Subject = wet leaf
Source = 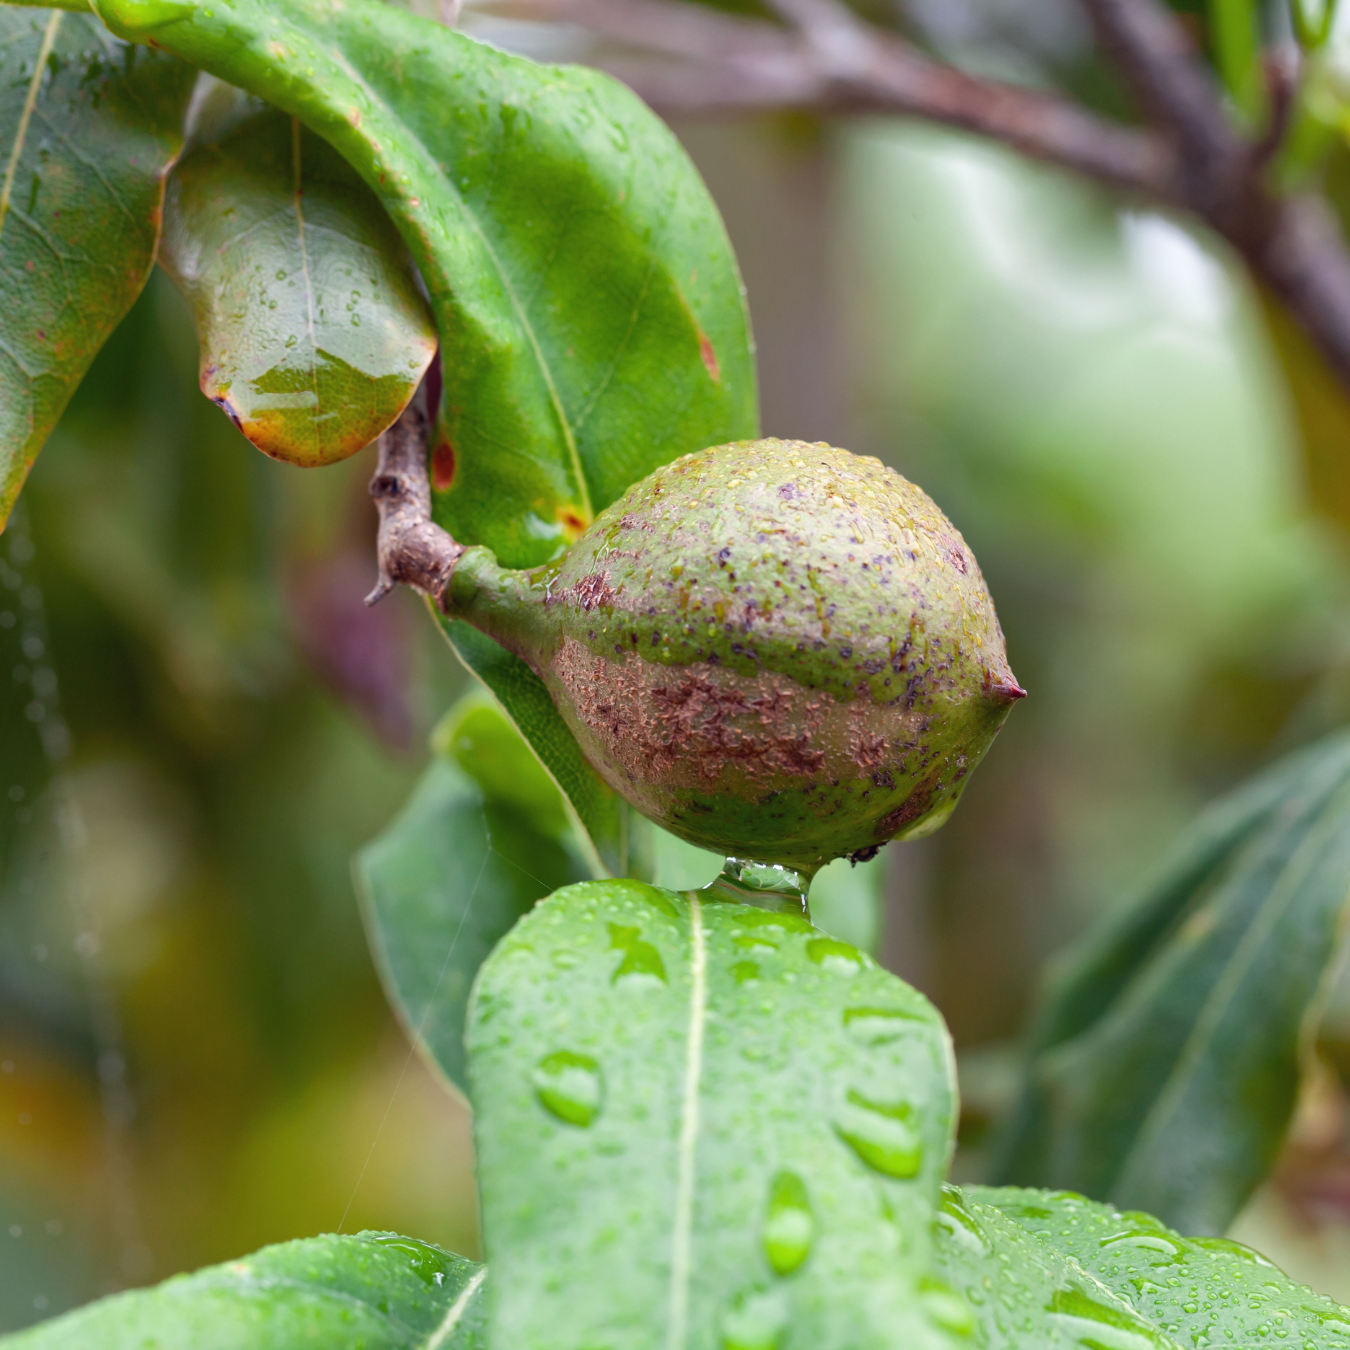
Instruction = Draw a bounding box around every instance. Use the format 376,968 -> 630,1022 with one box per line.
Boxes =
972,1184 -> 1350,1346
466,879 -> 963,1350
1,1231 -> 487,1349
94,0 -> 756,566
0,7 -> 195,527
90,0 -> 756,858
160,78 -> 436,467
356,692 -> 590,1097
997,730 -> 1350,1233
933,1187 -> 1179,1349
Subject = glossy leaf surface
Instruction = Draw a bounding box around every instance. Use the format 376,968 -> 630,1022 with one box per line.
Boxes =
972,1184 -> 1350,1346
2,1232 -> 487,1349
998,730 -> 1350,1233
466,878 -> 963,1350
94,0 -> 757,567
934,1187 -> 1178,1349
0,7 -> 194,527
160,79 -> 436,466
356,692 -> 589,1097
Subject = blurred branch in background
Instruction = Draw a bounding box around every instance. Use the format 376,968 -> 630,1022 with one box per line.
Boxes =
497,0 -> 1350,394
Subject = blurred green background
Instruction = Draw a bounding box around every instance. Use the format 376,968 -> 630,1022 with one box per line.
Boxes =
10,0 -> 1350,1330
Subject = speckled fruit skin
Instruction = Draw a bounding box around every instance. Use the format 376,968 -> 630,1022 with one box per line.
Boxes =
445,438 -> 1023,873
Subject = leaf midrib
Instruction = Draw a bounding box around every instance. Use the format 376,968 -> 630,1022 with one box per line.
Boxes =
317,10 -> 595,521
666,895 -> 707,1350
1116,767 -> 1350,1189
0,10 -> 64,246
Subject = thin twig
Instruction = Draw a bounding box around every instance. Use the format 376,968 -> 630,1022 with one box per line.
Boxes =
489,0 -> 1350,392
366,393 -> 463,609
497,0 -> 1172,197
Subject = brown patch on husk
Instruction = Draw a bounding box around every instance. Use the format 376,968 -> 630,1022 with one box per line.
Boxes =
546,639 -> 923,804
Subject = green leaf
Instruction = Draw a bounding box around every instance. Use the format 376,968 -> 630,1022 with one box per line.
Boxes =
93,0 -> 757,567
356,691 -> 590,1097
970,1184 -> 1350,1346
932,1187 -> 1180,1349
0,7 -> 195,527
160,77 -> 436,467
997,730 -> 1350,1233
434,613 -> 630,877
90,0 -> 756,855
465,878 -> 964,1350
1,1231 -> 487,1349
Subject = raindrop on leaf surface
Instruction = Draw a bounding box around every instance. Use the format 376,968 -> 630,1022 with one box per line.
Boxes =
762,1171 -> 813,1276
833,1090 -> 923,1178
532,1050 -> 603,1127
720,1286 -> 788,1350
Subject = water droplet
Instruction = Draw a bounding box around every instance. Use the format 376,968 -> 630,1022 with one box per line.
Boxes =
532,1050 -> 603,1127
843,1006 -> 921,1045
1190,1235 -> 1277,1267
807,938 -> 863,974
608,923 -> 666,986
919,1276 -> 976,1337
369,1235 -> 452,1287
720,1286 -> 787,1350
1046,1287 -> 1170,1349
762,1171 -> 813,1275
937,1186 -> 990,1255
833,1090 -> 922,1178
1099,1229 -> 1184,1264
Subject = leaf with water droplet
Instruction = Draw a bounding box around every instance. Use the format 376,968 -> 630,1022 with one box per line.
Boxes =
532,1049 -> 604,1127
932,1188 -> 1178,1350
720,1286 -> 788,1350
159,80 -> 435,467
762,1171 -> 813,1276
3,1230 -> 486,1348
466,878 -> 964,1350
0,9 -> 195,528
971,1184 -> 1350,1347
834,1089 -> 923,1178
609,922 -> 667,986
93,0 -> 755,881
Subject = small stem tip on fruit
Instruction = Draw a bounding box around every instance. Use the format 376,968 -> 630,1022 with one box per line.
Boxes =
366,393 -> 464,609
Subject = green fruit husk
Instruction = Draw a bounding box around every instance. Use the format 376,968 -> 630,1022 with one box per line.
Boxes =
446,438 -> 1023,874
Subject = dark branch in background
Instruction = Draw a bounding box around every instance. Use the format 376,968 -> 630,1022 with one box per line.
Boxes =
366,394 -> 463,609
489,0 -> 1350,394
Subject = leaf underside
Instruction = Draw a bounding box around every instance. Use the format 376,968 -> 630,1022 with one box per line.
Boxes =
0,1232 -> 486,1350
466,878 -> 964,1350
160,77 -> 436,467
997,730 -> 1350,1234
0,7 -> 195,528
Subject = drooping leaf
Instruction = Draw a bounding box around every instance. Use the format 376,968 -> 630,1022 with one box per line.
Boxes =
466,878 -> 964,1350
932,1187 -> 1180,1349
0,6 -> 195,528
356,691 -> 590,1097
971,1184 -> 1350,1346
160,77 -> 436,467
0,1231 -> 487,1349
997,730 -> 1350,1233
93,0 -> 756,567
